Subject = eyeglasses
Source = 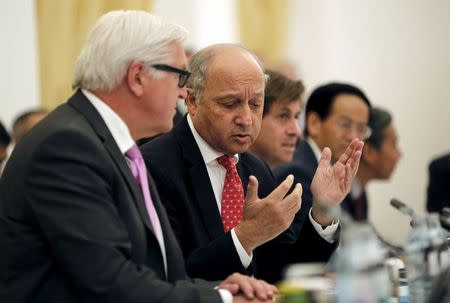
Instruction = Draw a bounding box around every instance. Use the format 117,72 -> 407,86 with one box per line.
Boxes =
336,117 -> 372,139
151,64 -> 191,88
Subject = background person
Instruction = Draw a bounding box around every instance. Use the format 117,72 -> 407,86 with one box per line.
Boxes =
249,69 -> 304,169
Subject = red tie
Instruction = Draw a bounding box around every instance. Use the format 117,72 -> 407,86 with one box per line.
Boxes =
217,155 -> 245,233
354,191 -> 367,221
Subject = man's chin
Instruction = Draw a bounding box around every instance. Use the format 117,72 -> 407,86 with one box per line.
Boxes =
225,143 -> 251,155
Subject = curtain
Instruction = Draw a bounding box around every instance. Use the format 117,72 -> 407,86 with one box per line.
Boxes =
36,0 -> 153,109
237,0 -> 290,65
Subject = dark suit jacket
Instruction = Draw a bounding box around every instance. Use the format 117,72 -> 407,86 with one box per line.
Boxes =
427,153 -> 450,213
141,118 -> 335,283
0,90 -> 220,303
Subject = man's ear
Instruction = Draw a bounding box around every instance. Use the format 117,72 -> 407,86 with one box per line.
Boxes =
306,112 -> 322,137
186,89 -> 198,116
362,144 -> 378,165
127,61 -> 145,97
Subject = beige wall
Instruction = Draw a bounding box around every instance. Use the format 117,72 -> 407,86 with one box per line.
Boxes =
0,1 -> 40,130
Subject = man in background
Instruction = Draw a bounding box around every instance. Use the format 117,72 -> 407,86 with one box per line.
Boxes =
12,109 -> 48,144
0,109 -> 47,175
341,106 -> 402,221
0,11 -> 275,303
427,153 -> 450,214
248,69 -> 304,170
0,121 -> 10,168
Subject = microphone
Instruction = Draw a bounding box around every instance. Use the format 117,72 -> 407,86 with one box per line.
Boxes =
319,201 -> 403,257
391,198 -> 450,231
390,198 -> 415,218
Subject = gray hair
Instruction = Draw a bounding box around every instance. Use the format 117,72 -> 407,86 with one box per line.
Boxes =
73,10 -> 188,91
187,44 -> 267,103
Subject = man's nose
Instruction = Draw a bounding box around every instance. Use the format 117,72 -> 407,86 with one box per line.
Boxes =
287,119 -> 301,137
235,104 -> 253,126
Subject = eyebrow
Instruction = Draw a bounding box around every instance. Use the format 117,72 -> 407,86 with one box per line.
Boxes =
336,115 -> 366,123
215,91 -> 264,101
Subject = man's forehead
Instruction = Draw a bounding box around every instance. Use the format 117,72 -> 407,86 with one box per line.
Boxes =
214,88 -> 264,99
329,95 -> 368,115
205,63 -> 264,86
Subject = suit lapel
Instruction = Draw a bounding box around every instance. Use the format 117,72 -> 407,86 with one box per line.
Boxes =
68,91 -> 155,234
302,140 -> 319,166
297,140 -> 319,175
174,119 -> 224,239
148,172 -> 186,281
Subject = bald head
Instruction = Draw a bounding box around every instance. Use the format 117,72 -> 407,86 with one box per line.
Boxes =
187,44 -> 266,104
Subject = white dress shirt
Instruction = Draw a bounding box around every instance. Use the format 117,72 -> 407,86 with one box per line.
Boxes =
351,179 -> 363,200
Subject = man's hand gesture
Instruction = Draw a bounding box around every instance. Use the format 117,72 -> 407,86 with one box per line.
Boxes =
310,138 -> 364,226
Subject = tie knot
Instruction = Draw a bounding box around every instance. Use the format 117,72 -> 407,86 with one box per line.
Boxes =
125,144 -> 142,161
217,155 -> 235,170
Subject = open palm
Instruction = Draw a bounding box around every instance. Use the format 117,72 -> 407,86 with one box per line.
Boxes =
311,139 -> 364,206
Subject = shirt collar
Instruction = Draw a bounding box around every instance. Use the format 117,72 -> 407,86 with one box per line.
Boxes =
82,89 -> 135,154
351,179 -> 363,198
306,137 -> 323,163
187,114 -> 239,165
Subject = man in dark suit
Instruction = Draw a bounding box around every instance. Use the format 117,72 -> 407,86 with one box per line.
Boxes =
0,121 -> 10,169
0,11 -> 276,303
427,153 -> 450,214
341,106 -> 401,221
141,44 -> 364,283
275,83 -> 372,229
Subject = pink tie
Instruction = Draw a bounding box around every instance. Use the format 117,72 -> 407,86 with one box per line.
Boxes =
125,145 -> 163,245
217,155 -> 245,233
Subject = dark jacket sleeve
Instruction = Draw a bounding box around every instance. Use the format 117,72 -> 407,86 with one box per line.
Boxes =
427,154 -> 450,213
255,163 -> 338,283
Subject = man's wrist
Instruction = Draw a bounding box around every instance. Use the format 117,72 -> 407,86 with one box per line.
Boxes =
234,224 -> 255,254
217,288 -> 233,303
311,205 -> 333,227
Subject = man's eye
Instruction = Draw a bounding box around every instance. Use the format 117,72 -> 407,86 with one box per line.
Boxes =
222,102 -> 237,109
250,102 -> 261,109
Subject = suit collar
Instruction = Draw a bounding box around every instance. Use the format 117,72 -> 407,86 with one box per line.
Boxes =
186,114 -> 239,164
81,89 -> 134,154
305,137 -> 322,163
68,90 -> 157,236
294,139 -> 319,168
173,118 -> 224,239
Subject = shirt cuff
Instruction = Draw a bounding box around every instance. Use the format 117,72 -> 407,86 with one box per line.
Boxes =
217,288 -> 233,303
309,208 -> 339,243
230,228 -> 253,268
